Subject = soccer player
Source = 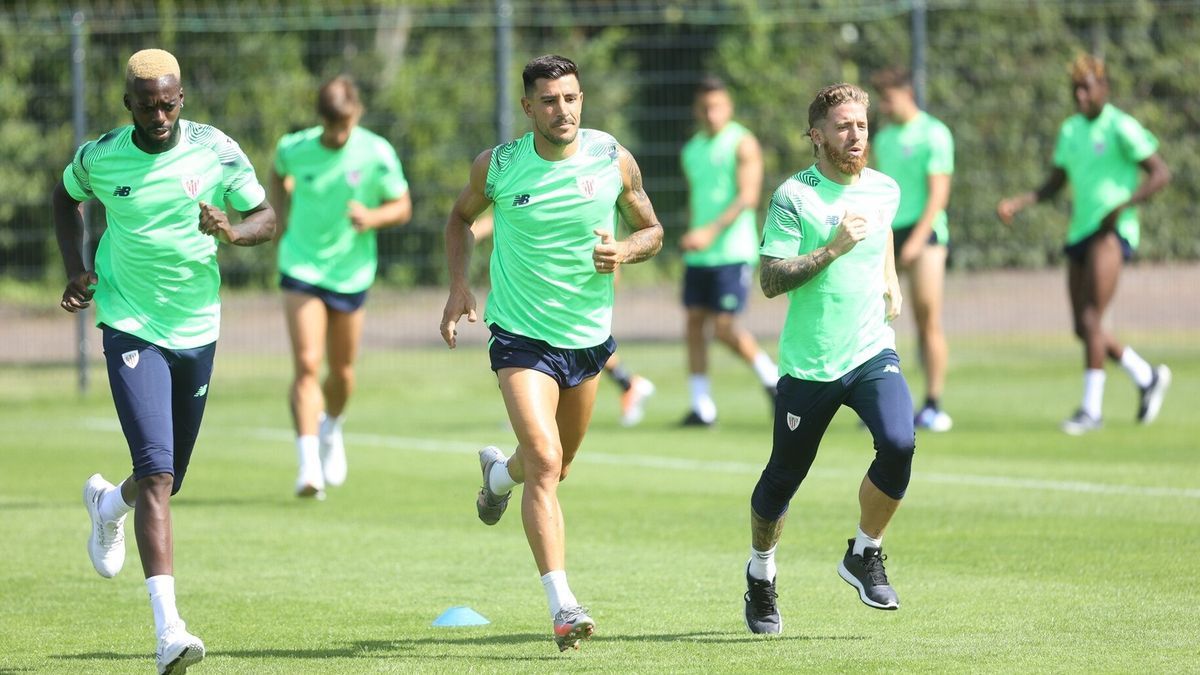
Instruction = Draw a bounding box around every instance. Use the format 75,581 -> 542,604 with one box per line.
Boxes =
743,83 -> 912,634
52,49 -> 275,673
439,55 -> 663,651
470,209 -> 656,427
870,67 -> 955,432
679,77 -> 778,427
997,55 -> 1172,435
270,76 -> 412,498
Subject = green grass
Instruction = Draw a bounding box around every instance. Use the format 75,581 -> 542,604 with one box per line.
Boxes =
2,336 -> 1198,673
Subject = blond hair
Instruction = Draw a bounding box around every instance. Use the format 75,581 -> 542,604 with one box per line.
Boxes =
126,49 -> 180,84
1070,54 -> 1106,82
807,83 -> 870,154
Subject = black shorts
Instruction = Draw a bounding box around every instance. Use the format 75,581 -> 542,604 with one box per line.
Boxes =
280,274 -> 368,313
892,223 -> 944,253
488,323 -> 615,389
682,263 -> 752,313
1063,230 -> 1134,264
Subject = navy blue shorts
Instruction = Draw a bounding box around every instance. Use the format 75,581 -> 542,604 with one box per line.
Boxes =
892,223 -> 944,252
102,326 -> 216,494
488,324 -> 615,389
280,274 -> 368,313
1063,229 -> 1133,264
683,263 -> 752,313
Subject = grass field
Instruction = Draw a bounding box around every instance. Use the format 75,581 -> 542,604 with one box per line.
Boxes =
2,336 -> 1198,673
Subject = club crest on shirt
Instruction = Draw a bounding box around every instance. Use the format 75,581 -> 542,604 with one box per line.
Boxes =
576,176 -> 596,199
346,170 -> 362,187
121,350 -> 139,369
1093,142 -> 1106,155
180,175 -> 203,200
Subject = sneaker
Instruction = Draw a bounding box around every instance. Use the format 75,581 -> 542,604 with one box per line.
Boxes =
156,621 -> 205,674
319,414 -> 348,487
82,474 -> 125,578
679,410 -> 715,428
1061,409 -> 1103,436
476,446 -> 511,526
837,539 -> 899,610
743,564 -> 782,634
619,376 -> 656,427
914,406 -> 953,432
1137,365 -> 1171,425
553,605 -> 595,651
295,464 -> 326,501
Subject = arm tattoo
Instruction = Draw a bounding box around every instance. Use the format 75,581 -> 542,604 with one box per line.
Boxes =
616,148 -> 663,264
751,507 -> 787,551
231,208 -> 277,247
760,249 -> 837,298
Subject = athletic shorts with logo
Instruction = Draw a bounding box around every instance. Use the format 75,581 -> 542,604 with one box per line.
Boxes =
682,263 -> 752,313
488,323 -> 615,389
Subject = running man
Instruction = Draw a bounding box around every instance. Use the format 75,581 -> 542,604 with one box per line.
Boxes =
440,55 -> 663,651
743,83 -> 913,634
679,77 -> 778,426
270,75 -> 412,498
870,67 -> 955,432
53,49 -> 275,673
997,55 -> 1172,435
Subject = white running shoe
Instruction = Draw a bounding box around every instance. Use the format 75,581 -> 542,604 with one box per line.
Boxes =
319,414 -> 347,487
295,463 -> 326,500
914,406 -> 953,432
1137,364 -> 1171,425
156,621 -> 205,674
619,376 -> 656,427
82,474 -> 125,578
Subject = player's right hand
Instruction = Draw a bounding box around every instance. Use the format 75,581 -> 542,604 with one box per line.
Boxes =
996,198 -> 1020,225
60,271 -> 97,313
829,211 -> 869,257
439,286 -> 478,349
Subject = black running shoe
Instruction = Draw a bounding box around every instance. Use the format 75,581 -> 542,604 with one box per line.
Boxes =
743,564 -> 782,634
679,410 -> 715,427
837,539 -> 899,610
1137,365 -> 1171,424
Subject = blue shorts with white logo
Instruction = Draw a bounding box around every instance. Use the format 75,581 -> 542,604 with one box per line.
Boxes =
683,263 -> 752,314
102,326 -> 216,494
488,324 -> 615,389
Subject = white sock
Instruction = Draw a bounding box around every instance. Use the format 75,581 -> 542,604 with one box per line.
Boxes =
541,570 -> 578,619
319,413 -> 345,439
146,575 -> 182,637
852,526 -> 883,556
1119,348 -> 1154,389
747,544 -> 777,581
98,480 -> 134,522
688,375 -> 717,422
1082,369 -> 1106,419
297,435 -> 320,472
488,456 -> 516,495
752,352 -> 779,388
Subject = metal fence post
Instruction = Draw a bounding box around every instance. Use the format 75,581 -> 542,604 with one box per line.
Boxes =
495,0 -> 513,144
71,10 -> 90,394
911,0 -> 928,109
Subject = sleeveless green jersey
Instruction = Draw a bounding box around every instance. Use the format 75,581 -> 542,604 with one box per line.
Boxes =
872,110 -> 954,241
274,126 -> 409,293
1053,104 -> 1158,248
61,120 -> 266,350
681,121 -> 759,267
483,129 -> 622,349
760,166 -> 901,382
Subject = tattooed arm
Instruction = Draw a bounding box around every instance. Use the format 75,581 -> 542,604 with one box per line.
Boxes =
597,145 -> 663,271
760,211 -> 869,298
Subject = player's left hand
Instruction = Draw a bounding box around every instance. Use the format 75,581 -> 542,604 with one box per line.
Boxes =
680,225 -> 718,252
198,202 -> 235,243
593,229 -> 624,274
884,280 -> 903,322
348,201 -> 372,232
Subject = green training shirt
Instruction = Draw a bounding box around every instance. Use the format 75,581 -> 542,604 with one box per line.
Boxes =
681,121 -> 759,267
1053,103 -> 1158,249
62,120 -> 266,350
275,126 -> 409,294
483,129 -> 622,349
760,165 -> 901,382
872,110 -> 954,241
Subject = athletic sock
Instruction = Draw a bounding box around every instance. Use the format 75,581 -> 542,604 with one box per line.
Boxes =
318,413 -> 345,439
488,456 -> 516,494
1119,347 -> 1154,389
688,375 -> 717,422
98,480 -> 134,522
146,575 -> 182,637
747,544 -> 777,581
752,352 -> 779,388
852,526 -> 883,556
541,570 -> 579,619
1082,369 -> 1106,419
297,435 -> 320,473
606,363 -> 634,392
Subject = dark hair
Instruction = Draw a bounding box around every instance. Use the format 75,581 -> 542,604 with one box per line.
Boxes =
317,75 -> 362,121
522,55 -> 579,95
695,75 -> 728,96
870,67 -> 912,92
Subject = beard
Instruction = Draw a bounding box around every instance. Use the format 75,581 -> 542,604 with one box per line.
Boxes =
823,141 -> 869,176
537,119 -> 578,147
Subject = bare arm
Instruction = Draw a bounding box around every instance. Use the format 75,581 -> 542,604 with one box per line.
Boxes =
268,168 -> 291,243
883,228 -> 902,321
760,212 -> 869,299
52,180 -> 96,312
681,134 -> 763,251
604,145 -> 663,266
1123,153 -> 1171,209
348,191 -> 413,232
997,167 -> 1067,224
439,149 -> 493,347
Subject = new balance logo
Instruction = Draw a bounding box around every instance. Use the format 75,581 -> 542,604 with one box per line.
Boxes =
512,194 -> 531,207
825,215 -> 840,227
786,412 -> 802,431
112,186 -> 132,197
194,384 -> 208,398
883,364 -> 900,374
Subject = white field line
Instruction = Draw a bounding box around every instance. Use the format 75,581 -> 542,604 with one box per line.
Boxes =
80,418 -> 1200,500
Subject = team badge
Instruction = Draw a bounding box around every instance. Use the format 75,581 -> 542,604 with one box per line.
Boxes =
347,170 -> 362,187
786,412 -> 802,431
1093,142 -> 1106,155
121,350 -> 139,369
576,176 -> 596,199
180,175 -> 203,200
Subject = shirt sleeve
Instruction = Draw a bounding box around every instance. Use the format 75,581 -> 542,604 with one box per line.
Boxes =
1115,113 -> 1159,163
1052,120 -> 1072,169
217,132 -> 267,212
272,135 -> 290,177
926,122 -> 955,175
759,186 -> 803,259
375,139 -> 409,201
61,141 -> 96,202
